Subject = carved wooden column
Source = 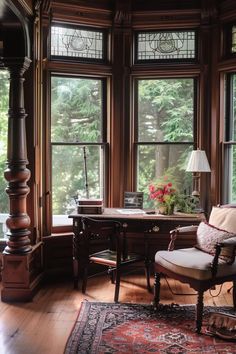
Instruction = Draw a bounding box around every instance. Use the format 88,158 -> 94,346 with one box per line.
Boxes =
1,57 -> 44,302
3,57 -> 32,254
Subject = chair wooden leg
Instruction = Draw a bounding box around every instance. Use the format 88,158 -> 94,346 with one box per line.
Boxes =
196,290 -> 204,334
145,260 -> 152,292
73,258 -> 79,289
233,280 -> 236,309
153,272 -> 161,308
114,270 -> 121,302
82,267 -> 88,294
108,268 -> 116,284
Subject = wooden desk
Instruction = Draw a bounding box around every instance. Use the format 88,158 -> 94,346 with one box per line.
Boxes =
69,208 -> 205,269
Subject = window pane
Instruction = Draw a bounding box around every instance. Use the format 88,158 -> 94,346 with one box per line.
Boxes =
52,145 -> 104,224
225,145 -> 236,203
138,79 -> 194,142
51,76 -> 102,143
137,31 -> 195,61
232,26 -> 236,53
137,145 -> 193,208
0,70 -> 9,238
231,74 -> 236,141
51,25 -> 104,60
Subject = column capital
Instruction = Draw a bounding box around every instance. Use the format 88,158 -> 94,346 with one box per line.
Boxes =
3,57 -> 31,75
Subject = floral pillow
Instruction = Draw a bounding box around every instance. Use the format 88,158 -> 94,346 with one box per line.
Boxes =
195,221 -> 235,261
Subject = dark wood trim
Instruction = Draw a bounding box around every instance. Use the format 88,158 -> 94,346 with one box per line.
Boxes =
48,2 -> 113,28
131,65 -> 201,76
44,61 -> 113,76
218,57 -> 236,71
220,0 -> 236,23
16,0 -> 33,16
1,242 -> 44,302
132,9 -> 201,30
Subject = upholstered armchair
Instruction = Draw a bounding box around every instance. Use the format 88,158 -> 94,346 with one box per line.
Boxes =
153,205 -> 236,333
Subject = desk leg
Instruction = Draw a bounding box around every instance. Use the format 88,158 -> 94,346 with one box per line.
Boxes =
73,235 -> 79,289
144,230 -> 152,292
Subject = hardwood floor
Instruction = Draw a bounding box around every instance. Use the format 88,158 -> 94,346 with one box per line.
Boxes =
0,273 -> 234,354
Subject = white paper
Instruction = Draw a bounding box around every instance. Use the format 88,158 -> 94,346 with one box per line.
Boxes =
116,209 -> 145,215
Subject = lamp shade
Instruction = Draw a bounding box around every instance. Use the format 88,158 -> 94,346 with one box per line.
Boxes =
186,150 -> 211,172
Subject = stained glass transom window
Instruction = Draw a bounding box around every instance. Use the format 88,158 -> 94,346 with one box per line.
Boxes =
232,26 -> 236,53
136,31 -> 196,61
51,25 -> 104,60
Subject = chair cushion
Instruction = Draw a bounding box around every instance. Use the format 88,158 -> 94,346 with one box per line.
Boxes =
195,221 -> 235,261
155,248 -> 236,280
209,206 -> 236,234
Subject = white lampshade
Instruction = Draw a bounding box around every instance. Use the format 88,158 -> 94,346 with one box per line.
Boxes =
186,150 -> 211,172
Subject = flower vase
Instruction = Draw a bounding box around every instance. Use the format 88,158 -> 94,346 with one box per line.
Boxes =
158,204 -> 174,215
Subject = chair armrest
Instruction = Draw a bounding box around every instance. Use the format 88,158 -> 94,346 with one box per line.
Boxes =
218,236 -> 236,247
170,225 -> 199,234
211,237 -> 236,277
168,225 -> 198,251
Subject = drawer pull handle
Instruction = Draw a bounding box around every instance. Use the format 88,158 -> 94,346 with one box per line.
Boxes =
152,226 -> 160,232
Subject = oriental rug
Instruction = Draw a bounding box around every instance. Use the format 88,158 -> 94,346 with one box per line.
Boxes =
64,301 -> 236,354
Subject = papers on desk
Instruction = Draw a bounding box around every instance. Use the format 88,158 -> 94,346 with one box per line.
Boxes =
116,209 -> 145,215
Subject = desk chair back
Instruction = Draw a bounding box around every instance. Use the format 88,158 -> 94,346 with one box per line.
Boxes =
80,217 -> 149,302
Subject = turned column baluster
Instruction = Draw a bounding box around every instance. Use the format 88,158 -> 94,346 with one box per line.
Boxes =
3,57 -> 32,254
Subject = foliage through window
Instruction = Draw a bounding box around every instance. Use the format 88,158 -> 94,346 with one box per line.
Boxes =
135,78 -> 195,208
51,76 -> 106,225
136,30 -> 196,62
232,26 -> 236,53
51,25 -> 105,61
224,74 -> 236,203
0,69 -> 9,238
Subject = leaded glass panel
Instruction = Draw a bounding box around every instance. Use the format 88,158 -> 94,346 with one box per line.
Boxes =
51,25 -> 104,60
136,31 -> 196,61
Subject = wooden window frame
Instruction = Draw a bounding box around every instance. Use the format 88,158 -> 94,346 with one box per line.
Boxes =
42,74 -> 109,236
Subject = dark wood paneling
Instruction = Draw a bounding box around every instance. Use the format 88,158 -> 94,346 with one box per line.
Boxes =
43,234 -> 74,276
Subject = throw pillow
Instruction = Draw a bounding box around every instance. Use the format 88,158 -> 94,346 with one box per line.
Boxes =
209,206 -> 236,234
195,221 -> 235,261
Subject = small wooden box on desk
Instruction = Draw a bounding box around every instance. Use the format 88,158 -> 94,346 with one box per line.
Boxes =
69,208 -> 205,265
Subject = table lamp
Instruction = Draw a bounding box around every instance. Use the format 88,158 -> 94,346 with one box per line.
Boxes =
186,149 -> 211,197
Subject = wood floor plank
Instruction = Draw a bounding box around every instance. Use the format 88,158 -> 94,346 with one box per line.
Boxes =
0,275 -> 234,354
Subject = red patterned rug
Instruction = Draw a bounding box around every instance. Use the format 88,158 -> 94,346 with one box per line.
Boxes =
64,301 -> 236,354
